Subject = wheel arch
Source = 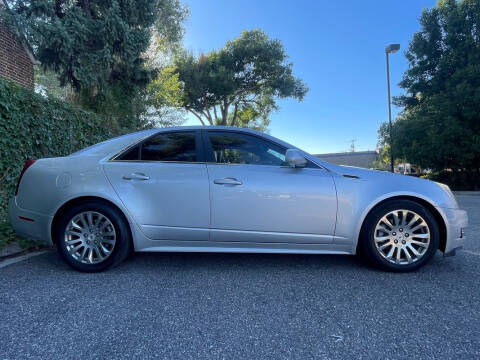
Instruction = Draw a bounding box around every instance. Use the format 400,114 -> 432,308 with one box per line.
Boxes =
50,196 -> 133,246
356,195 -> 447,253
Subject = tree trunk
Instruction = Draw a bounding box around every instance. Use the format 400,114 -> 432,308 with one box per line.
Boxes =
231,103 -> 238,126
221,100 -> 229,125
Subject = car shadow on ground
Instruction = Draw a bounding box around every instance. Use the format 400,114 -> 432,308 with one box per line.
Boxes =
38,247 -> 463,278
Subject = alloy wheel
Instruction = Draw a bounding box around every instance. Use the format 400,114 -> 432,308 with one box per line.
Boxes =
64,211 -> 116,264
374,209 -> 430,265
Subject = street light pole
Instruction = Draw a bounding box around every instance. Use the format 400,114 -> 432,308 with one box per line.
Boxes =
385,43 -> 400,173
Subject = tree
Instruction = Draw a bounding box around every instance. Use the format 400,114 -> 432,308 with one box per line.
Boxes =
5,0 -> 188,130
172,30 -> 308,128
378,0 -> 480,178
34,68 -> 75,101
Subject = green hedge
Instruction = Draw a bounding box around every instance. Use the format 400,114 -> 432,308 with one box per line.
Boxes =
422,170 -> 480,191
0,78 -> 115,222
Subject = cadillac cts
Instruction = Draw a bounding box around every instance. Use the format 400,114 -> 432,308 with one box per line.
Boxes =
9,127 -> 467,272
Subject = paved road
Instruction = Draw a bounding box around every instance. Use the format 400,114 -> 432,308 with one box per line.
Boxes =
1,194 -> 479,359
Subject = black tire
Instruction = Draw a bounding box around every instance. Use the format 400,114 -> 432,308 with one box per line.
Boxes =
359,199 -> 440,272
55,200 -> 132,272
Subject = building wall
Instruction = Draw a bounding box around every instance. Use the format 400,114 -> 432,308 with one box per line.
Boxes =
315,151 -> 379,168
0,16 -> 34,89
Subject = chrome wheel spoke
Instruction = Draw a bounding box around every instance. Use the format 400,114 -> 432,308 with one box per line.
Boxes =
65,230 -> 81,237
68,244 -> 83,255
374,235 -> 390,242
86,248 -> 92,263
87,212 -> 93,227
376,225 -> 391,235
409,222 -> 427,233
411,233 -> 429,239
66,239 -> 81,246
405,214 -> 419,228
404,248 -> 413,263
380,215 -> 394,228
392,212 -> 400,227
93,247 -> 103,260
64,211 -> 116,265
374,209 -> 430,265
378,242 -> 391,251
100,221 -> 111,231
99,243 -> 111,255
101,238 -> 115,245
395,247 -> 402,263
410,240 -> 428,248
79,213 -> 88,228
79,247 -> 88,261
71,221 -> 83,230
407,244 -> 421,256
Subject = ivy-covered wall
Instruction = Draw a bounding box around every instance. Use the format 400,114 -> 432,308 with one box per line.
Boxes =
0,78 -> 115,222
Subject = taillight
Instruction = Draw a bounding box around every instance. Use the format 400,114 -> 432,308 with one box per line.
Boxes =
15,159 -> 36,196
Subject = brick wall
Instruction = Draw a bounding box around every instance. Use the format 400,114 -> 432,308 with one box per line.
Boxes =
0,16 -> 34,89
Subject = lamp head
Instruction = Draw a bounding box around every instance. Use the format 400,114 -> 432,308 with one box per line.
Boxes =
385,44 -> 400,53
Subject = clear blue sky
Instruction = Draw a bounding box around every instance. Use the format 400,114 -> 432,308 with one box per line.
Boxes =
182,0 -> 437,154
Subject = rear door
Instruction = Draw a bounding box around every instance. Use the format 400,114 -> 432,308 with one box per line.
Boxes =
103,130 -> 210,241
203,130 -> 337,244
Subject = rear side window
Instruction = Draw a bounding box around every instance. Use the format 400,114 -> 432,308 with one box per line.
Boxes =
116,132 -> 198,162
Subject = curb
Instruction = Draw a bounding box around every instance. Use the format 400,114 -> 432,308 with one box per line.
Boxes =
0,250 -> 49,269
0,242 -> 24,258
0,242 -> 52,263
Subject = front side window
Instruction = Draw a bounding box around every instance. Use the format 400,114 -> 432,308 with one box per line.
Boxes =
116,132 -> 198,162
207,132 -> 286,166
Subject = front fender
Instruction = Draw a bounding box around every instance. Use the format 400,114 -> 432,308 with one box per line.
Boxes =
332,173 -> 457,253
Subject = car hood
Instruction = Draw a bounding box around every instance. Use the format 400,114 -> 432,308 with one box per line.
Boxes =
319,162 -> 459,209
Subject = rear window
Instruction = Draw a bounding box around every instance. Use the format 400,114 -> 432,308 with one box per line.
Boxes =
116,132 -> 198,162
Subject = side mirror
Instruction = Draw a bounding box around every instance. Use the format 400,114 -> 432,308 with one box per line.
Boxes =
285,149 -> 307,168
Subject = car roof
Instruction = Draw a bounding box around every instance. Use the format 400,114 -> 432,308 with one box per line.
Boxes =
154,125 -> 265,135
67,126 -> 332,170
153,126 -> 294,148
69,127 -> 273,159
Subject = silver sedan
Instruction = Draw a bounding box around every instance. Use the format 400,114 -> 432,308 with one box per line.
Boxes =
9,126 -> 467,272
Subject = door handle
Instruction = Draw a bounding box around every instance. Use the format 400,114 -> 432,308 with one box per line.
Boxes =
213,177 -> 242,186
122,172 -> 150,181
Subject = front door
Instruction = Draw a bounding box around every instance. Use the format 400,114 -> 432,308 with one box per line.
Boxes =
103,130 -> 210,241
203,130 -> 337,244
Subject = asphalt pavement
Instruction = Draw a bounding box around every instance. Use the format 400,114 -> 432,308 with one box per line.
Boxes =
1,194 -> 479,359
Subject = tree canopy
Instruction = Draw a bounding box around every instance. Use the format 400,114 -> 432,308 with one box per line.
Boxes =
171,30 -> 308,128
5,0 -> 188,130
381,0 -> 480,175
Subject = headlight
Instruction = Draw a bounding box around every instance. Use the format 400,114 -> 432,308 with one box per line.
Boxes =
435,182 -> 459,208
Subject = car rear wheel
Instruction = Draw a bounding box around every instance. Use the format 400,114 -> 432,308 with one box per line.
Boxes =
359,199 -> 440,272
55,201 -> 131,272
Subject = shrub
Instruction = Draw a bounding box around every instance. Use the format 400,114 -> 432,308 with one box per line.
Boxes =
0,78 -> 116,222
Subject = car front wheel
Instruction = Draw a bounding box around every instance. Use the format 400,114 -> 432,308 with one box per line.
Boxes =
55,201 -> 131,272
359,199 -> 440,272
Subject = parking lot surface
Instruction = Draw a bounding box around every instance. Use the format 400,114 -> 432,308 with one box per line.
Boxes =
1,194 -> 479,359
